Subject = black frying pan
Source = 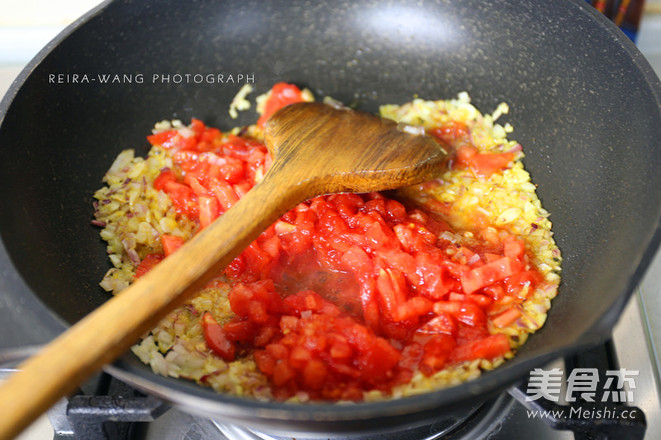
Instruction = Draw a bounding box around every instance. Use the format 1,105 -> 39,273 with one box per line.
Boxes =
1,0 -> 660,435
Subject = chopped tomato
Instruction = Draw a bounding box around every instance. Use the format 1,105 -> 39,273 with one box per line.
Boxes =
209,179 -> 239,212
417,313 -> 457,336
147,130 -> 178,147
420,334 -> 457,376
505,270 -> 542,296
433,301 -> 487,327
189,118 -> 205,136
223,318 -> 257,343
202,312 -> 235,361
429,121 -> 469,144
172,150 -> 199,165
198,195 -> 220,228
449,334 -> 511,362
153,169 -> 177,191
272,359 -> 296,387
455,145 -> 515,178
491,307 -> 522,328
257,82 -> 306,127
163,180 -> 198,218
461,257 -> 515,294
376,268 -> 408,321
229,281 -> 283,323
503,236 -> 526,261
184,174 -> 210,197
134,254 -> 164,279
161,234 -> 185,256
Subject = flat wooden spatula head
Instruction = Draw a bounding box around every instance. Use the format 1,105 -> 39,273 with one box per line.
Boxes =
264,102 -> 448,197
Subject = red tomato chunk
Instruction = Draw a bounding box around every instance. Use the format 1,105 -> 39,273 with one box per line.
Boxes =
141,101 -> 542,400
257,82 -> 307,128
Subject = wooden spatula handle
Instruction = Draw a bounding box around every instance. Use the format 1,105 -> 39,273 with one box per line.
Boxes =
0,161 -> 305,440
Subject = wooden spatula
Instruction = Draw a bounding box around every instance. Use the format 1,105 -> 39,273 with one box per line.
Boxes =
0,102 -> 448,440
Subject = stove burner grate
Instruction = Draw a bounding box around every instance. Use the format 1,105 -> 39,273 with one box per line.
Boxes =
213,393 -> 513,440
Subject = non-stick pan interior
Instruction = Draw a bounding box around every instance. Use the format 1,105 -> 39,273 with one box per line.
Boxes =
1,0 -> 660,430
